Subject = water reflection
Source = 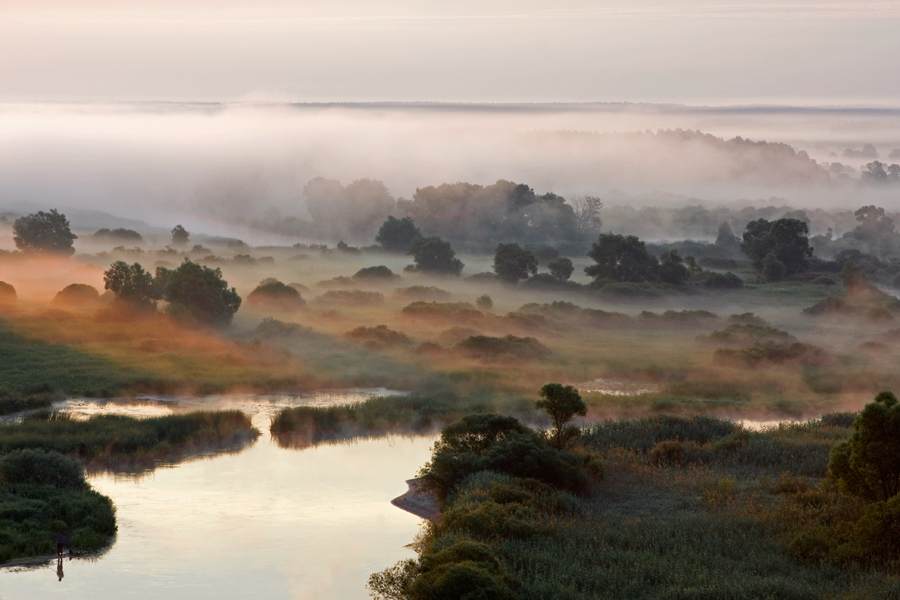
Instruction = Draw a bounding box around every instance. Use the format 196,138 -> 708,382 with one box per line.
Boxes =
0,390 -> 431,600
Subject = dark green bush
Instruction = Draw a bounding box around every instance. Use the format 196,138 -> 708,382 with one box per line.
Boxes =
455,335 -> 551,360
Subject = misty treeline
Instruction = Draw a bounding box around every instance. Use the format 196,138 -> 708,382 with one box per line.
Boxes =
254,178 -> 602,253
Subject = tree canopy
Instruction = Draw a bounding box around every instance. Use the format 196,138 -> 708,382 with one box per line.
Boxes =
407,236 -> 464,276
159,260 -> 242,326
13,209 -> 77,255
492,243 -> 538,284
375,216 -> 421,252
547,257 -> 574,282
103,261 -> 157,310
740,218 -> 813,275
829,391 -> 900,503
536,383 -> 587,449
171,225 -> 189,246
585,233 -> 659,283
305,177 -> 396,242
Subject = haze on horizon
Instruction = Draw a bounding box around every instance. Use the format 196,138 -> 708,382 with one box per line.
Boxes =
2,0 -> 900,105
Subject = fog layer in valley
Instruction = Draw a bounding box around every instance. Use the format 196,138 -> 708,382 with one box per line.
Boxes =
2,102 -> 900,244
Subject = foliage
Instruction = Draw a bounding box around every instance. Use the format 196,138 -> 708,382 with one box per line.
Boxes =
704,271 -> 744,288
52,283 -> 101,308
345,325 -> 412,348
94,228 -> 144,243
246,279 -> 305,309
304,177 -> 396,241
585,233 -> 659,283
393,286 -> 452,301
316,289 -> 384,306
12,209 -> 77,255
570,195 -> 603,238
741,218 -> 813,275
475,294 -> 493,310
401,301 -> 481,321
171,224 -> 189,245
376,216 -> 421,252
492,243 -> 538,284
536,383 -> 587,449
159,259 -> 242,325
546,257 -> 574,282
0,282 -> 16,303
408,236 -> 464,276
455,336 -> 551,360
103,261 -> 157,310
829,391 -> 900,503
353,265 -> 397,280
762,252 -> 787,281
657,249 -> 691,285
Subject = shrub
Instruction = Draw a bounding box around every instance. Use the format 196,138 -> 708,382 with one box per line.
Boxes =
353,265 -> 398,280
475,295 -> 493,310
316,290 -> 384,306
762,252 -> 787,281
704,271 -> 744,288
715,341 -> 827,366
455,335 -> 551,360
393,286 -> 452,301
0,281 -> 16,304
53,283 -> 101,308
246,279 -> 305,310
0,449 -> 86,489
346,325 -> 412,348
401,301 -> 482,321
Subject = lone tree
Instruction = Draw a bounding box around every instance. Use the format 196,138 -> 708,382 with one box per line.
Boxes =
547,256 -> 574,282
657,250 -> 690,285
584,233 -> 659,283
375,216 -> 421,252
157,259 -> 241,326
829,390 -> 900,503
536,383 -> 587,449
493,243 -> 538,284
171,225 -> 190,246
103,261 -> 157,310
13,209 -> 77,255
740,218 -> 812,276
407,236 -> 464,276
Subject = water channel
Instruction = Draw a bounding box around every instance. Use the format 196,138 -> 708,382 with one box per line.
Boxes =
0,390 -> 435,600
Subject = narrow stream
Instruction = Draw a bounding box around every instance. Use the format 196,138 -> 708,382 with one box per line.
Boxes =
0,391 -> 435,600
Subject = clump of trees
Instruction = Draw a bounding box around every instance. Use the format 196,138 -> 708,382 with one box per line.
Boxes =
407,236 -> 464,276
376,217 -> 421,253
306,178 -> 396,242
171,225 -> 190,246
94,228 -> 144,243
13,209 -> 77,255
103,259 -> 241,325
492,243 -> 537,284
584,233 -> 691,285
741,218 -> 813,278
0,282 -> 16,304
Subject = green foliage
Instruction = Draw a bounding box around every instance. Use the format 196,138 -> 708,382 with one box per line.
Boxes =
0,448 -> 87,489
762,252 -> 787,281
376,216 -> 421,252
418,414 -> 596,500
492,243 -> 538,284
741,218 -> 813,275
353,265 -> 397,279
546,257 -> 574,282
171,224 -> 189,245
657,249 -> 691,285
408,236 -> 465,276
455,336 -> 551,360
246,279 -> 305,309
52,283 -> 100,308
345,325 -> 412,348
12,209 -> 77,255
715,341 -> 826,367
103,261 -> 157,310
475,295 -> 493,310
829,391 -> 900,503
585,233 -> 659,283
536,384 -> 587,449
94,228 -> 144,243
161,259 -> 242,325
704,271 -> 744,288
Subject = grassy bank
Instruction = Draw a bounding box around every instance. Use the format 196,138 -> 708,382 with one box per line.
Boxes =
370,414 -> 900,600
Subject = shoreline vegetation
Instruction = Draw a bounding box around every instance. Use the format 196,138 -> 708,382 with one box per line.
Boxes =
0,410 -> 259,564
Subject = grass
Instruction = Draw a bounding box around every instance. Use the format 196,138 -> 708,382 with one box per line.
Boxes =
371,414 -> 900,600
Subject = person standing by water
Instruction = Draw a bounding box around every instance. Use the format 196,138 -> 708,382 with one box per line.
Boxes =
56,533 -> 69,557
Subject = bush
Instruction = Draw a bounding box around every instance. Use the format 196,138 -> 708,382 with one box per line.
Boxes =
52,283 -> 101,308
455,335 -> 551,360
393,286 -> 452,301
0,281 -> 16,304
316,290 -> 384,306
346,325 -> 412,348
704,271 -> 744,288
0,449 -> 86,489
475,295 -> 493,310
246,279 -> 305,310
401,301 -> 482,321
762,253 -> 787,281
353,265 -> 398,280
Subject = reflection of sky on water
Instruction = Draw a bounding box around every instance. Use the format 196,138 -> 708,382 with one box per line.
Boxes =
0,392 -> 432,600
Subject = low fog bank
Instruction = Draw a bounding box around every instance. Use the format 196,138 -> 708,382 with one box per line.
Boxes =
2,102 -> 900,241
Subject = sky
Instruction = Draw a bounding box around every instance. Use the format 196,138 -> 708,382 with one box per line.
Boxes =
2,0 -> 900,104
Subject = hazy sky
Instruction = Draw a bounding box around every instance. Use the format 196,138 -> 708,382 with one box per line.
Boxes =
2,0 -> 899,104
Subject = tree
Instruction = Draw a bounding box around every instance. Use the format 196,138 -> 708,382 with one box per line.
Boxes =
305,177 -> 396,242
407,236 -> 464,276
584,233 -> 659,283
714,221 -> 742,256
171,225 -> 190,246
861,161 -> 888,185
159,259 -> 242,326
492,243 -> 538,284
103,261 -> 157,310
13,209 -> 77,255
375,216 -> 421,252
536,383 -> 587,449
762,252 -> 786,281
829,391 -> 900,503
547,257 -> 574,282
657,250 -> 690,285
740,218 -> 812,275
571,195 -> 603,238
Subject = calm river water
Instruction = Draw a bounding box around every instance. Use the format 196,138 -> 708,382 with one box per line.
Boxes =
0,391 -> 434,600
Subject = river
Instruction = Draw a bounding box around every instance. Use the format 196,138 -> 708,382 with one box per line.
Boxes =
0,391 -> 434,600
